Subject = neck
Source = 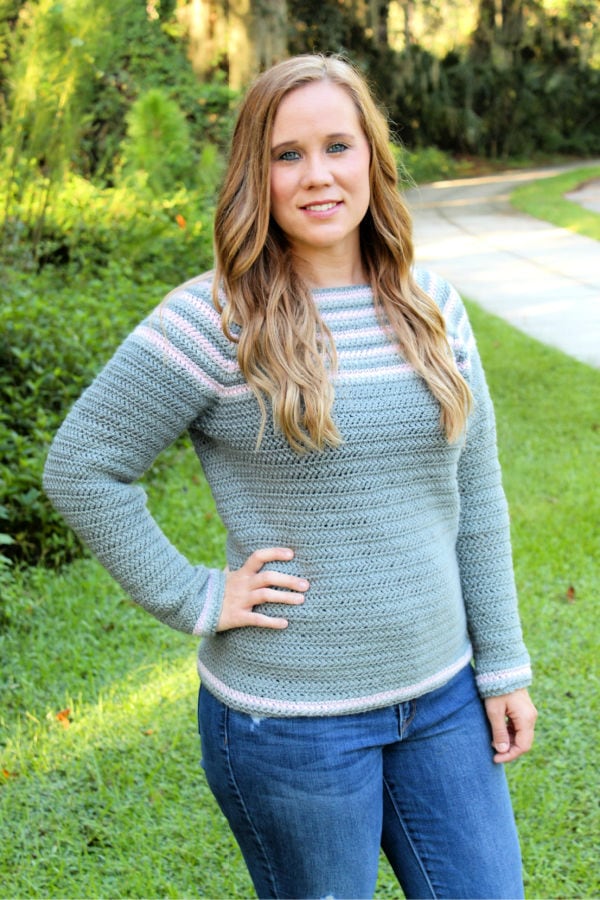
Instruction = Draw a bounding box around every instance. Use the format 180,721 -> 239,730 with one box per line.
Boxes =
290,247 -> 367,289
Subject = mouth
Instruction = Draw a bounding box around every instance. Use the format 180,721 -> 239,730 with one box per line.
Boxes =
301,201 -> 340,212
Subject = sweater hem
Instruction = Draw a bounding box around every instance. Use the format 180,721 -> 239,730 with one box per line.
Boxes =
197,646 -> 474,718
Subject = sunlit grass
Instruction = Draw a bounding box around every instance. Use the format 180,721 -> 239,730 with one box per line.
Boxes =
1,307 -> 599,898
511,164 -> 600,240
467,301 -> 599,899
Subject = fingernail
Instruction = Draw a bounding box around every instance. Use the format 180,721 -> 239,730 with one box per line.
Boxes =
298,580 -> 309,590
496,742 -> 510,753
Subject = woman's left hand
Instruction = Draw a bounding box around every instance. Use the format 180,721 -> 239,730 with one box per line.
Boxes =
484,688 -> 538,764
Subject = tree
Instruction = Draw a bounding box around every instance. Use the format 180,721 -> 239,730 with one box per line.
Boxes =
177,0 -> 287,88
0,0 -> 107,260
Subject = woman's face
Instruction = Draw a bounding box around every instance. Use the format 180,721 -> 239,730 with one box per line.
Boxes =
269,81 -> 371,266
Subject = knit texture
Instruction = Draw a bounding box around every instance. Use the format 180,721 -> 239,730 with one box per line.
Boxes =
43,268 -> 532,716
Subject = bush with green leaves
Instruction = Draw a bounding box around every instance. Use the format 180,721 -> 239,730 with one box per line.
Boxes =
1,276 -> 89,569
5,169 -> 216,276
120,88 -> 195,195
1,175 -> 216,577
0,0 -> 237,273
392,144 -> 465,187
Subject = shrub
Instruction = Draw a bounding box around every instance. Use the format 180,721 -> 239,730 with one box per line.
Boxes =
2,171 -> 217,279
388,45 -> 600,159
120,89 -> 195,195
392,144 -> 463,186
1,175 -> 216,573
2,270 -> 138,569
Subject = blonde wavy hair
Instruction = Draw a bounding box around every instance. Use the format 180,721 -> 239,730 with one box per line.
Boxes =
213,54 -> 472,452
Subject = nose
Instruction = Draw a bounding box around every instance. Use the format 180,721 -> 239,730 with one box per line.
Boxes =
300,153 -> 334,189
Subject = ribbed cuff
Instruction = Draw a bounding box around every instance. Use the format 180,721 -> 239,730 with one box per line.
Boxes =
475,663 -> 533,697
192,569 -> 226,636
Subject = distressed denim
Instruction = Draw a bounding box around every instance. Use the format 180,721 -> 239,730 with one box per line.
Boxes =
198,664 -> 524,900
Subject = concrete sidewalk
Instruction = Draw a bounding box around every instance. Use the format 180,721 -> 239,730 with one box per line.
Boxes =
404,164 -> 600,368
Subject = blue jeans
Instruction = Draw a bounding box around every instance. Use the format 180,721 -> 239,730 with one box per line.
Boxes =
198,664 -> 524,900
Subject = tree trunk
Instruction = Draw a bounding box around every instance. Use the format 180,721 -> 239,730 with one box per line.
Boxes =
178,0 -> 228,78
228,0 -> 288,89
403,0 -> 414,47
501,0 -> 524,48
368,0 -> 390,47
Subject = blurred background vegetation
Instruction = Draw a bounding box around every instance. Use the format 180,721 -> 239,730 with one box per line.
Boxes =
1,0 -> 599,599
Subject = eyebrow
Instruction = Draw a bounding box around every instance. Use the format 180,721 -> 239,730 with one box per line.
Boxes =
271,132 -> 356,154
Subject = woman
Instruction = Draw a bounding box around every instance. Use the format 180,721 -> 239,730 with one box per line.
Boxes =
44,54 -> 537,899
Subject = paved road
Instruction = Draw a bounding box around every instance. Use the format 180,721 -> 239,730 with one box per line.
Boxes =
404,163 -> 600,368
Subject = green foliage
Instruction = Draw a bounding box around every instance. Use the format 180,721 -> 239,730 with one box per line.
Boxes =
118,88 -> 225,197
385,43 -> 600,158
120,88 -> 194,194
1,270 -> 139,571
0,179 -> 214,573
392,143 -> 466,186
64,0 -> 236,179
0,0 -> 110,258
4,167 -> 216,273
0,0 -> 236,266
2,0 -> 104,166
0,0 -> 232,178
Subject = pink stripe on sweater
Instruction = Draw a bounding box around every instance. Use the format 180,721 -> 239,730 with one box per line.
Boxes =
476,664 -> 532,687
176,289 -> 223,328
193,571 -> 217,635
331,325 -> 395,342
339,344 -> 401,360
136,326 -> 250,398
198,649 -> 473,717
338,363 -> 415,381
314,287 -> 372,303
160,307 -> 239,373
322,305 -> 377,323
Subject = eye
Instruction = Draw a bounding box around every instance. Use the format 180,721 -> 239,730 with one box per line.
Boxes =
276,149 -> 301,161
327,142 -> 349,154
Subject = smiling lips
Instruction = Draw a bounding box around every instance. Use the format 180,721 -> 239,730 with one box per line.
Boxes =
302,201 -> 341,212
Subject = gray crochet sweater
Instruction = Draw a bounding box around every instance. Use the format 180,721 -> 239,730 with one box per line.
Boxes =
43,268 -> 531,716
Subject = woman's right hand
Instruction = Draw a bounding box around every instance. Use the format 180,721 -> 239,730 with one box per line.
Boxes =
217,547 -> 309,632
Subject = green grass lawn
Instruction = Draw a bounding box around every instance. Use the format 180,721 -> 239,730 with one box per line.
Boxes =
1,305 -> 599,898
511,164 -> 600,240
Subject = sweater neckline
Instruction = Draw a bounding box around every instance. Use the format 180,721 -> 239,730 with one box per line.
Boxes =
311,284 -> 374,313
312,283 -> 371,295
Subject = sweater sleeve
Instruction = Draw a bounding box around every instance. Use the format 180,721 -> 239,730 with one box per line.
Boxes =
42,285 -> 228,636
446,285 -> 532,697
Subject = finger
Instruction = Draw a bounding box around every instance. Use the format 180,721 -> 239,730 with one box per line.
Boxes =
492,746 -> 520,764
217,602 -> 291,632
251,588 -> 306,605
491,715 -> 536,763
243,547 -> 295,572
485,700 -> 511,755
519,724 -> 535,753
508,715 -> 536,758
254,570 -> 309,593
493,737 -> 528,764
246,611 -> 290,630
